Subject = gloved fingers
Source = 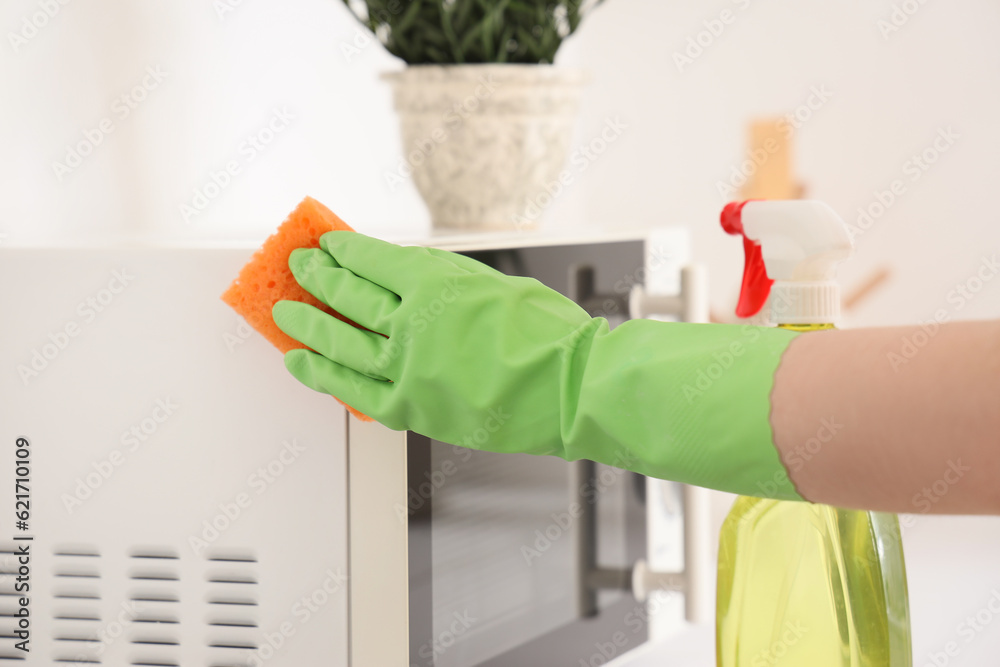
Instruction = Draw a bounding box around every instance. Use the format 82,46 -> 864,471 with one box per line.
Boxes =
422,247 -> 506,277
273,300 -> 391,381
288,247 -> 400,334
319,231 -> 456,295
283,349 -> 400,428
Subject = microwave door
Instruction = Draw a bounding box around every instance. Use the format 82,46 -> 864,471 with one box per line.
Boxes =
348,238 -> 662,667
347,405 -> 648,667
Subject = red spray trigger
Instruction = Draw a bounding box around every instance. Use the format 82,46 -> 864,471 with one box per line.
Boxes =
721,201 -> 773,318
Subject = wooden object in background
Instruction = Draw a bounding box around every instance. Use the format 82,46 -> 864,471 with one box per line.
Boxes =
740,118 -> 804,201
843,266 -> 893,313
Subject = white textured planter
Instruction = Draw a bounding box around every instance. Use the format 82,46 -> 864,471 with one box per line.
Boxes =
383,65 -> 587,231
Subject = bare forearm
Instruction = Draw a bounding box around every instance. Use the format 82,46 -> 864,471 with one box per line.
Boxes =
771,320 -> 1000,514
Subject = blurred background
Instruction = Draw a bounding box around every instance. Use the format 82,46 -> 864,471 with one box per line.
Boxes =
4,0 -> 999,327
4,0 -> 999,662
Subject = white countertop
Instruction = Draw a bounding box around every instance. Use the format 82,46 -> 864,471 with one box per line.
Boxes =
609,624 -> 714,667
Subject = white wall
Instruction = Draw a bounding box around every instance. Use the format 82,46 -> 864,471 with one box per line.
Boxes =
5,0 -> 1000,324
558,0 -> 1000,328
5,0 -> 1000,663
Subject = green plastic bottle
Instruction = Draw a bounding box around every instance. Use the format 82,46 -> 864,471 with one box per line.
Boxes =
716,201 -> 912,667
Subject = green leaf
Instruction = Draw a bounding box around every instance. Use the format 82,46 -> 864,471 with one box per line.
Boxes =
393,0 -> 424,35
346,0 -> 605,64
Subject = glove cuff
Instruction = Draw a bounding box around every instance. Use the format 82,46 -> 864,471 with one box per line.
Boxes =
560,319 -> 803,500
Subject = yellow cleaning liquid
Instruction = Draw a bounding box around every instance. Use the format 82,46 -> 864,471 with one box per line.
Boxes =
716,324 -> 911,667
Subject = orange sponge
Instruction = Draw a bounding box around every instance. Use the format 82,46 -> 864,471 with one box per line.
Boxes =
222,196 -> 372,421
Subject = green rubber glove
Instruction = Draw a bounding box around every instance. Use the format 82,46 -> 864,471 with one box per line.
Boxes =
272,231 -> 804,500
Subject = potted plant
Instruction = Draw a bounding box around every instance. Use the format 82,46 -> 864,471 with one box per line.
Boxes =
343,0 -> 605,230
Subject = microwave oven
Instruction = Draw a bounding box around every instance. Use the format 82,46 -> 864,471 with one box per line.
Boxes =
1,227 -> 707,666
346,229 -> 712,666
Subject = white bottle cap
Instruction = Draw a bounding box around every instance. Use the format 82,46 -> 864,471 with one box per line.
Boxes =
732,200 -> 853,325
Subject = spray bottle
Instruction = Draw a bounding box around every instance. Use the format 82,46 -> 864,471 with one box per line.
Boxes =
716,200 -> 912,667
